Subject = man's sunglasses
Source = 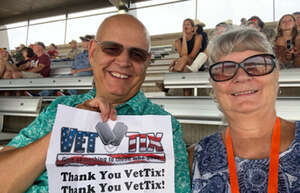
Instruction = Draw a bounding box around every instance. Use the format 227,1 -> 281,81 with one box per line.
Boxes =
95,40 -> 150,63
208,54 -> 276,82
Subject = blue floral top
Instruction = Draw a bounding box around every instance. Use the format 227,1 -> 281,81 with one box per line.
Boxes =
8,89 -> 191,193
192,121 -> 300,193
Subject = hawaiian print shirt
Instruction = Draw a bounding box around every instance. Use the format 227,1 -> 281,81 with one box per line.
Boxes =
8,89 -> 191,193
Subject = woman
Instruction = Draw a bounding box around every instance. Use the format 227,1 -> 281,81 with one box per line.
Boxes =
16,47 -> 35,70
170,18 -> 202,96
47,43 -> 59,59
192,27 -> 299,192
274,14 -> 300,68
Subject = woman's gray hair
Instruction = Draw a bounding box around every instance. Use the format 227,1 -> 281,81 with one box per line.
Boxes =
207,26 -> 274,65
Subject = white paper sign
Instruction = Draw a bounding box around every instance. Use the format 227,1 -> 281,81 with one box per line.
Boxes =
46,104 -> 174,193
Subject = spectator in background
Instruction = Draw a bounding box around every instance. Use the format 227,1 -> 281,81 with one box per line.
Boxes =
13,44 -> 25,63
47,43 -> 59,59
274,14 -> 300,68
0,48 -> 20,96
40,35 -> 94,96
170,18 -> 203,96
185,22 -> 232,73
66,40 -> 81,60
17,47 -> 36,71
71,35 -> 94,76
247,16 -> 276,42
0,48 -> 18,79
10,42 -> 51,79
247,16 -> 264,32
294,12 -> 300,32
240,18 -> 247,25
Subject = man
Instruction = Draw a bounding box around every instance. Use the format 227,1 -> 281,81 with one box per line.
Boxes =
0,14 -> 191,193
71,35 -> 94,76
19,42 -> 51,78
67,40 -> 81,60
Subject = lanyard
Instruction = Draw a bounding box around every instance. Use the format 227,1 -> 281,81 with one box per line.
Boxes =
225,117 -> 281,193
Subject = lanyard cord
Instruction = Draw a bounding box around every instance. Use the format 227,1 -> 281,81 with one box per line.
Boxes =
225,117 -> 281,193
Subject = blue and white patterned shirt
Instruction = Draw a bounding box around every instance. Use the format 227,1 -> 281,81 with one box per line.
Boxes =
192,121 -> 300,193
8,89 -> 191,193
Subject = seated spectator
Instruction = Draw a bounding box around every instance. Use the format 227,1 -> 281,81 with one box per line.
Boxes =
47,43 -> 59,59
171,18 -> 203,72
170,18 -> 203,96
71,35 -> 94,76
274,14 -> 300,68
240,17 -> 247,25
247,16 -> 275,41
185,22 -> 232,73
16,47 -> 36,70
67,40 -> 81,60
294,12 -> 300,32
0,48 -> 18,79
39,35 -> 93,96
247,16 -> 264,32
0,48 -> 20,96
13,44 -> 25,64
15,42 -> 51,78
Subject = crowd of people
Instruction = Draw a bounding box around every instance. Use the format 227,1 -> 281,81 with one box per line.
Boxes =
0,12 -> 299,193
0,34 -> 95,96
170,13 -> 300,95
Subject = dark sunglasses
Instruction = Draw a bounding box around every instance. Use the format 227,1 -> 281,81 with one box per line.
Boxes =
95,40 -> 150,63
208,54 -> 276,82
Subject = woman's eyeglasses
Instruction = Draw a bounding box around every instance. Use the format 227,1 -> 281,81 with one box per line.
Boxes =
95,40 -> 150,63
208,54 -> 276,82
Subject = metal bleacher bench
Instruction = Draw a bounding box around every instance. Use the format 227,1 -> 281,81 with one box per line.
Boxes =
149,96 -> 300,125
164,68 -> 300,96
0,75 -> 162,91
0,96 -> 299,142
0,97 -> 42,141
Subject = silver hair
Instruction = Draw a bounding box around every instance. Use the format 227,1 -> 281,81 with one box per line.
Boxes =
207,26 -> 274,65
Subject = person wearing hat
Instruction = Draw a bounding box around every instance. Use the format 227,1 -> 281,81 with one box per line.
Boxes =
67,40 -> 81,60
71,35 -> 94,77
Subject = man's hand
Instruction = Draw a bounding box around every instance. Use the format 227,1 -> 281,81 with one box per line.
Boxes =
76,97 -> 117,122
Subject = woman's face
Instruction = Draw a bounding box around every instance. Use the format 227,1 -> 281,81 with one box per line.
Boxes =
280,15 -> 296,31
211,50 -> 279,116
183,20 -> 193,34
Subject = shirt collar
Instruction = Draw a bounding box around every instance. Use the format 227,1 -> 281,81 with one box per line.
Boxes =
87,88 -> 147,114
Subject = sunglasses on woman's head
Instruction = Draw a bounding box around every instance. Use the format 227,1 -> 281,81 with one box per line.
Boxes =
95,40 -> 150,63
208,54 -> 276,82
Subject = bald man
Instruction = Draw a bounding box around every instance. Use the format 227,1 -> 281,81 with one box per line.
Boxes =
0,14 -> 191,193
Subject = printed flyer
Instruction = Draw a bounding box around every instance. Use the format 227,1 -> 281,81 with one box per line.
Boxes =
46,104 -> 175,193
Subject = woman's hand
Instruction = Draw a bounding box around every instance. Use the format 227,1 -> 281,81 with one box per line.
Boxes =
76,97 -> 117,122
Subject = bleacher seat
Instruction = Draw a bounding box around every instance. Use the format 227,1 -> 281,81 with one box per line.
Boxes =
0,97 -> 42,141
